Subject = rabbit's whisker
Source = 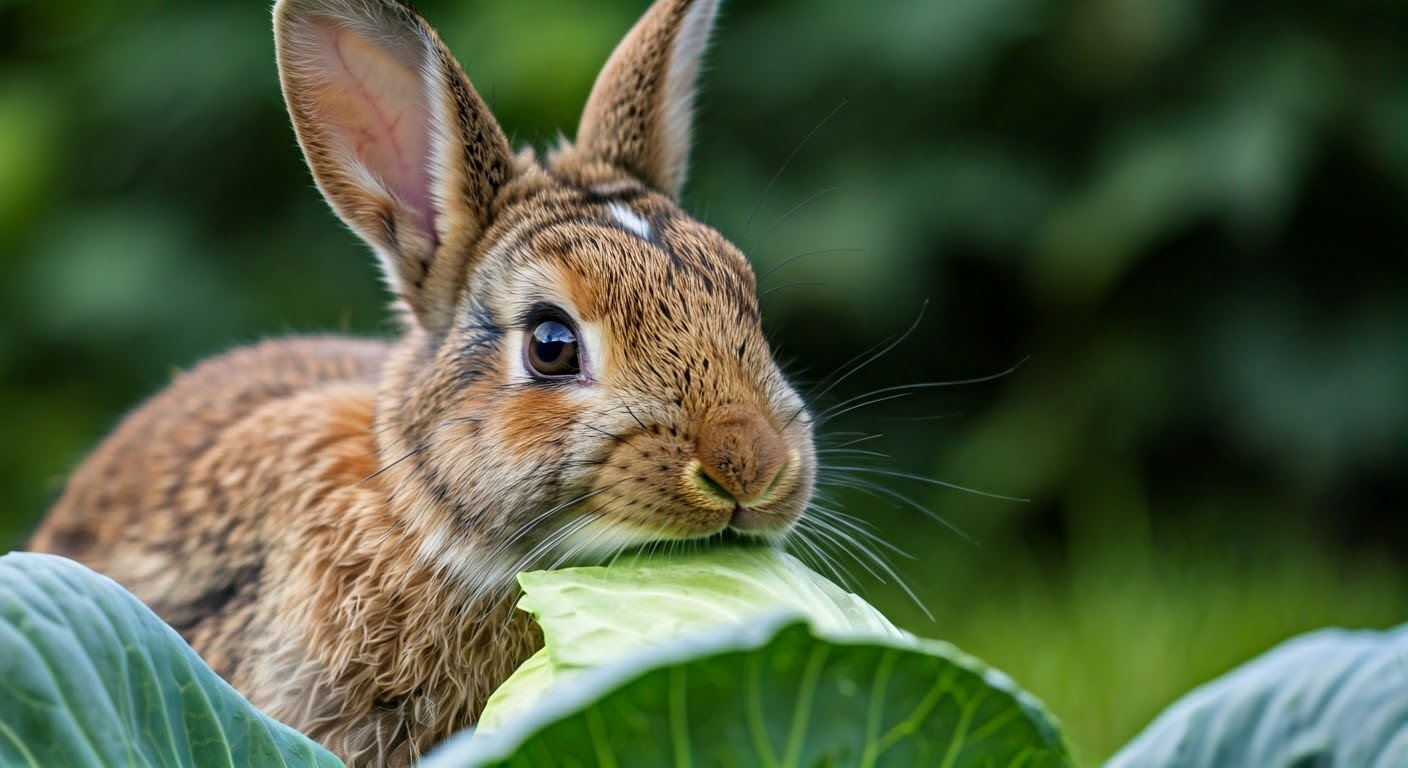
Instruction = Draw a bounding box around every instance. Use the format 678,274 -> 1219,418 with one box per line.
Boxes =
806,508 -> 933,620
360,445 -> 425,485
469,512 -> 601,627
814,431 -> 883,448
816,447 -> 890,459
813,358 -> 1029,426
574,420 -> 648,458
814,392 -> 912,424
742,99 -> 847,238
825,464 -> 1026,504
497,484 -> 620,556
806,503 -> 911,558
815,473 -> 974,544
787,519 -> 843,576
757,247 -> 865,285
751,186 -> 841,252
877,412 -> 963,423
623,405 -> 650,433
760,281 -> 834,299
789,301 -> 928,424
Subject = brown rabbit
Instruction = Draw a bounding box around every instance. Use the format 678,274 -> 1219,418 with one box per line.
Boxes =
26,0 -> 817,764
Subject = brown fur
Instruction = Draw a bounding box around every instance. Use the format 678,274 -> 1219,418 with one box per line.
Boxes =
27,1 -> 815,765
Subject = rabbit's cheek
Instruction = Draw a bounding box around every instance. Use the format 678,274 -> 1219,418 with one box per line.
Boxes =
588,435 -> 733,538
494,387 -> 584,458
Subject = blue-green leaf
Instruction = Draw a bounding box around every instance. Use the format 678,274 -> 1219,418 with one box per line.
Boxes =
0,552 -> 343,768
1107,623 -> 1408,767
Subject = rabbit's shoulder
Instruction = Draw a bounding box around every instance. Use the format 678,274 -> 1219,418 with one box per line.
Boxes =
30,335 -> 390,569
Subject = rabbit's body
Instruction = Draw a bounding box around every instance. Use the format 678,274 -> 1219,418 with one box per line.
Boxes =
28,0 -> 817,764
29,335 -> 540,762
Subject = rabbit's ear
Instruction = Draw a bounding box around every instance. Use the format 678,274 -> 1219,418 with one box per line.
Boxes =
574,0 -> 721,200
274,0 -> 514,334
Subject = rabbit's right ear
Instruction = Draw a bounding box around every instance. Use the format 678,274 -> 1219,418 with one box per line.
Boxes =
274,0 -> 514,335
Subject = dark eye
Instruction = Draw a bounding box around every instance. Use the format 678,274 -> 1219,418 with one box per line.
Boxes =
526,320 -> 580,377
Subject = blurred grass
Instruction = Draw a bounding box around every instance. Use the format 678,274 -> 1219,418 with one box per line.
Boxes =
2,0 -> 1405,760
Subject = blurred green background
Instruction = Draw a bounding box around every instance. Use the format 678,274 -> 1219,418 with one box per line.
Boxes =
1,0 -> 1404,761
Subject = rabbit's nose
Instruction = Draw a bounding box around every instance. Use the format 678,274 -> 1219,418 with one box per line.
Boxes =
693,405 -> 788,506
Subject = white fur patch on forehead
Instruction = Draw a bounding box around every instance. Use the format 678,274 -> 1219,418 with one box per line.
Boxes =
608,201 -> 652,241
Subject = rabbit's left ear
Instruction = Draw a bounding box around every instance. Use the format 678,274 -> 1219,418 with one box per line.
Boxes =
574,0 -> 721,200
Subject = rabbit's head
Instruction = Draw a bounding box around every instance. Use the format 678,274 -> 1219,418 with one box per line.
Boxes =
274,0 -> 815,587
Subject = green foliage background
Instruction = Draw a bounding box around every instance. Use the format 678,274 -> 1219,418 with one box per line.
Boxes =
1,0 -> 1403,761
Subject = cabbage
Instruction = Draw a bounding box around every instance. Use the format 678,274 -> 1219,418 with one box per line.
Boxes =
477,546 -> 909,731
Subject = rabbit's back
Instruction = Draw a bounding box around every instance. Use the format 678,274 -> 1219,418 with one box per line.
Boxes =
29,335 -> 389,662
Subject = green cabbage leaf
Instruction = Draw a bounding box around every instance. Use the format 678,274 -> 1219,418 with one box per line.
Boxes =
438,546 -> 1073,767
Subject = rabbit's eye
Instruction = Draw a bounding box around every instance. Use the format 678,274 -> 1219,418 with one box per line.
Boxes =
527,320 -> 580,377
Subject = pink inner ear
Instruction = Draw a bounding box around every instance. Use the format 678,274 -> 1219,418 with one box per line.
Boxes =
309,19 -> 436,240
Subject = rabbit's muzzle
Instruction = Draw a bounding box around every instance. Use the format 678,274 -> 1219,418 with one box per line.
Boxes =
692,404 -> 788,507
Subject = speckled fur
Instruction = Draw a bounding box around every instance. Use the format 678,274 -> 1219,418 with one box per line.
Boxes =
27,1 -> 815,765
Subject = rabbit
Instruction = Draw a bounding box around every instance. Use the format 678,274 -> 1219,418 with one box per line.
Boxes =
25,0 -> 817,764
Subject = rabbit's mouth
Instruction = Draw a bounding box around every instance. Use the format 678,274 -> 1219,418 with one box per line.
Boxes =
728,504 -> 781,534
